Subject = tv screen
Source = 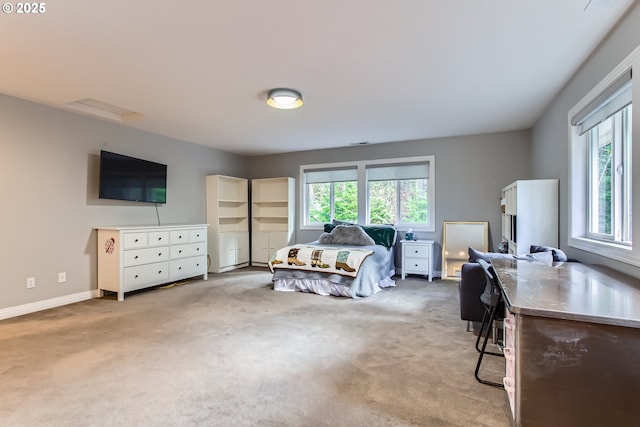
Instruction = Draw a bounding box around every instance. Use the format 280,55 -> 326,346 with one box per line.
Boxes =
99,150 -> 167,203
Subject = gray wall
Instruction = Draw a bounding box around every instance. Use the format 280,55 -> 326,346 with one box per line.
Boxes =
246,130 -> 533,271
531,2 -> 640,278
0,94 -> 247,309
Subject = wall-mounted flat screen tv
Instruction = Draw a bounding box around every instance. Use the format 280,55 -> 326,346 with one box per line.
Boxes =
99,150 -> 167,203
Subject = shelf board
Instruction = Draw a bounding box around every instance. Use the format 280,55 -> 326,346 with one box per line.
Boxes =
253,216 -> 288,219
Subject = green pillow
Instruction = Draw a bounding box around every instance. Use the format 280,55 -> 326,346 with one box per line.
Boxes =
324,223 -> 396,249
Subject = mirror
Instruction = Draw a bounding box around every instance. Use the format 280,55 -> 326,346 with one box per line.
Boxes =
442,221 -> 488,280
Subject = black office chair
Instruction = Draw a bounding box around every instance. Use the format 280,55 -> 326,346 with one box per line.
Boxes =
474,259 -> 505,388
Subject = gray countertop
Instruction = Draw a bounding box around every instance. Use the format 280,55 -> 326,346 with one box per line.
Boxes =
491,259 -> 640,328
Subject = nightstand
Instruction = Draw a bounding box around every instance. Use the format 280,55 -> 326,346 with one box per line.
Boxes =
401,239 -> 434,281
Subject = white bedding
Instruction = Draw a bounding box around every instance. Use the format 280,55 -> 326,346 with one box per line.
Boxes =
273,275 -> 396,297
271,242 -> 396,298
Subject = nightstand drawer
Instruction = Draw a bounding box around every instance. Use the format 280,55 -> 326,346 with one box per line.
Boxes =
405,245 -> 431,258
405,258 -> 430,271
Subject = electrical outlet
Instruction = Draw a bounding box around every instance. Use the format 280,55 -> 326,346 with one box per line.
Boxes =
58,272 -> 66,283
26,277 -> 36,288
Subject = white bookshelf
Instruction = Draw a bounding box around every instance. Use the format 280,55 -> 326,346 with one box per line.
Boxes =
251,177 -> 295,266
206,175 -> 249,272
501,179 -> 558,255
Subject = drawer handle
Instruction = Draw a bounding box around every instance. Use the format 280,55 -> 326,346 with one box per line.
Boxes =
134,255 -> 139,259
178,266 -> 182,270
179,250 -> 182,254
158,252 -> 162,257
179,235 -> 183,239
414,264 -> 418,267
196,234 -> 200,238
196,263 -> 200,267
134,274 -> 139,279
158,237 -> 162,241
504,347 -> 514,360
196,248 -> 200,251
158,270 -> 162,274
135,238 -> 139,243
414,250 -> 418,254
503,377 -> 515,393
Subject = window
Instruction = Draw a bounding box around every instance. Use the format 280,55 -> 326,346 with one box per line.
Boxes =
305,167 -> 358,224
366,163 -> 429,225
301,156 -> 435,231
587,104 -> 632,243
569,51 -> 638,264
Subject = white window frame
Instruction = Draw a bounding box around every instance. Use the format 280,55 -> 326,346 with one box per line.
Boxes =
568,44 -> 640,266
300,156 -> 435,231
586,107 -> 632,244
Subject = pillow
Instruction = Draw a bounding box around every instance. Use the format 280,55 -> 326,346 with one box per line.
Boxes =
529,245 -> 568,262
513,251 -> 554,264
468,247 -> 514,263
468,246 -> 554,264
324,223 -> 397,249
319,225 -> 376,246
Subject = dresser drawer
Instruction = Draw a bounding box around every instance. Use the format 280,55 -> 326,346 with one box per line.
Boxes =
170,243 -> 206,259
123,232 -> 148,249
148,231 -> 170,247
170,256 -> 207,280
169,229 -> 190,244
189,228 -> 206,242
123,262 -> 170,291
123,247 -> 170,267
404,244 -> 431,259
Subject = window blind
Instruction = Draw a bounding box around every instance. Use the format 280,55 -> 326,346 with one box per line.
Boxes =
571,69 -> 632,135
305,167 -> 357,184
366,163 -> 429,181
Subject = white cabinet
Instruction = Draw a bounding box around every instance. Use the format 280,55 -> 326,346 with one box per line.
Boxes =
252,231 -> 289,265
401,239 -> 434,281
501,179 -> 558,255
212,231 -> 249,273
206,175 -> 250,273
96,224 -> 208,301
251,177 -> 295,266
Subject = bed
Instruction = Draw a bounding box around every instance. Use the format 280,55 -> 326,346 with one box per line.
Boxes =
269,223 -> 397,298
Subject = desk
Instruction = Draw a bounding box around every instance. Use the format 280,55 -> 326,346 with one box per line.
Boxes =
491,259 -> 640,427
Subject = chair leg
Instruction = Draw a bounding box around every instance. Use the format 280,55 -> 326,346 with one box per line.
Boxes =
474,303 -> 505,388
475,310 -> 503,356
466,320 -> 471,332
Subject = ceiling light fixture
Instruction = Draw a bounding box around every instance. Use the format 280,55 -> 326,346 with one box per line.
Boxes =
266,88 -> 303,109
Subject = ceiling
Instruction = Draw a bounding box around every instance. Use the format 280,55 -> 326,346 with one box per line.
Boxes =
0,0 -> 635,156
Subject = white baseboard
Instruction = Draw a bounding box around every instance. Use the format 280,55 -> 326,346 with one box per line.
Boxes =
0,290 -> 100,321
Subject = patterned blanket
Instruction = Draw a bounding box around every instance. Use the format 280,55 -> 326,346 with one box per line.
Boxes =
269,245 -> 374,278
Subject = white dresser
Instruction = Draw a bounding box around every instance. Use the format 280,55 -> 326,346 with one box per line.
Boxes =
401,239 -> 434,281
96,224 -> 208,301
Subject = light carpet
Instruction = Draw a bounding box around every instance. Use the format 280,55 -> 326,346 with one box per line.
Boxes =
0,268 -> 510,426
